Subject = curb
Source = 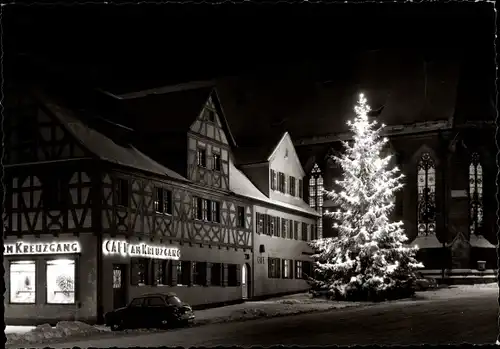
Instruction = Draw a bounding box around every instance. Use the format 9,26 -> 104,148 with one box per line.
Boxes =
6,303 -> 364,348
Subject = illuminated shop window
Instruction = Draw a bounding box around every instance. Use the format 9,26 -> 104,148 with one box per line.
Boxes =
469,153 -> 483,235
10,261 -> 36,304
417,152 -> 436,236
46,259 -> 75,304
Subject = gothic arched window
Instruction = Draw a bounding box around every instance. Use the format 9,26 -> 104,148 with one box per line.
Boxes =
469,153 -> 483,235
309,163 -> 323,238
417,152 -> 436,236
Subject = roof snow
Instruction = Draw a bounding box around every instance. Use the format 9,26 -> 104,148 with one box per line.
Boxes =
42,96 -> 189,182
229,160 -> 320,217
469,234 -> 496,248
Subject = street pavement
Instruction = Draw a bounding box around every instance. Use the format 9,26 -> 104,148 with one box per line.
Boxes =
22,287 -> 498,347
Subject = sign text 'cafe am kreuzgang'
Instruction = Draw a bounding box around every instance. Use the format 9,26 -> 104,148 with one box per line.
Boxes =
3,240 -> 180,261
102,239 -> 181,260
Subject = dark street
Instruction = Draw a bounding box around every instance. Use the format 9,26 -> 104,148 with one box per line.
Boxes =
27,288 -> 498,348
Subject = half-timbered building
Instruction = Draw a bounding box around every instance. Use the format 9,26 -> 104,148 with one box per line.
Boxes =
3,84 -> 255,325
3,80 -> 323,325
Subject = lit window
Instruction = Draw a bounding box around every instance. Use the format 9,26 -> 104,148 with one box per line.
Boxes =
283,260 -> 290,278
155,187 -> 172,214
309,163 -> 323,238
469,153 -> 483,235
131,258 -> 149,286
213,153 -> 222,171
46,259 -> 75,304
10,261 -> 36,304
417,152 -> 436,236
197,148 -> 207,167
295,261 -> 303,279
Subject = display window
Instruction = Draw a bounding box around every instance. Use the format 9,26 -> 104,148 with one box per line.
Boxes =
46,259 -> 76,304
10,261 -> 36,304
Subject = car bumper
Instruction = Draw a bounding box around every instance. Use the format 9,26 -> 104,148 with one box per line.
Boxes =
180,313 -> 195,321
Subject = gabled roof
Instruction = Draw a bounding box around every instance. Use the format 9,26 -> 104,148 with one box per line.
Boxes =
104,84 -> 237,148
33,89 -> 190,182
267,132 -> 306,177
229,160 -> 320,217
233,132 -> 285,166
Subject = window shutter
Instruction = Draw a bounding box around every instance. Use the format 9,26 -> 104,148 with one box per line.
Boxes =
171,260 -> 178,286
268,258 -> 272,278
222,264 -> 229,287
192,197 -> 198,219
236,264 -> 242,286
281,260 -> 286,278
263,214 -> 268,235
188,262 -> 194,286
290,260 -> 294,279
294,222 -> 299,240
270,170 -> 275,190
205,262 -> 212,286
299,179 -> 303,198
267,215 -> 272,236
277,258 -> 281,278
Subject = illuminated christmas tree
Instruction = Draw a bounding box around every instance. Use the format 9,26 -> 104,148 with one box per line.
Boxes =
310,93 -> 423,301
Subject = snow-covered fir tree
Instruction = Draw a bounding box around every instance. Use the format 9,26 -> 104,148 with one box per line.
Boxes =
309,93 -> 423,302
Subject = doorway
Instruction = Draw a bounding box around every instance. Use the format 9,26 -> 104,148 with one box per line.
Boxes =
241,263 -> 251,299
112,264 -> 128,310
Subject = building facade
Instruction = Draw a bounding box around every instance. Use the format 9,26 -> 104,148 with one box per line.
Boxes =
214,49 -> 497,284
229,133 -> 320,299
3,84 -> 318,325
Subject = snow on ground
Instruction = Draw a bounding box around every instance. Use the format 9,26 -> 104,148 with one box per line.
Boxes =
6,283 -> 498,347
415,282 -> 498,301
6,321 -> 107,346
5,326 -> 37,334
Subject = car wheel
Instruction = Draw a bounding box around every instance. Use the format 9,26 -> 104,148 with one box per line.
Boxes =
110,319 -> 124,331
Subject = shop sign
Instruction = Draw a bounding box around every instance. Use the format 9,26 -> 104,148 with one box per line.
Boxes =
102,239 -> 181,260
4,241 -> 81,256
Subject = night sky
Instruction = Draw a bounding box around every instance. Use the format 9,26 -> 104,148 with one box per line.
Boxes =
3,2 -> 496,143
4,2 -> 496,90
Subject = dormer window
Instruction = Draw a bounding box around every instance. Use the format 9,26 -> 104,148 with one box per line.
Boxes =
197,148 -> 207,167
278,172 -> 285,193
289,176 -> 296,196
270,170 -> 277,191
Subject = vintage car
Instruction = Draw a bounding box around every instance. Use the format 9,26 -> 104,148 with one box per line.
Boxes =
104,292 -> 195,331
